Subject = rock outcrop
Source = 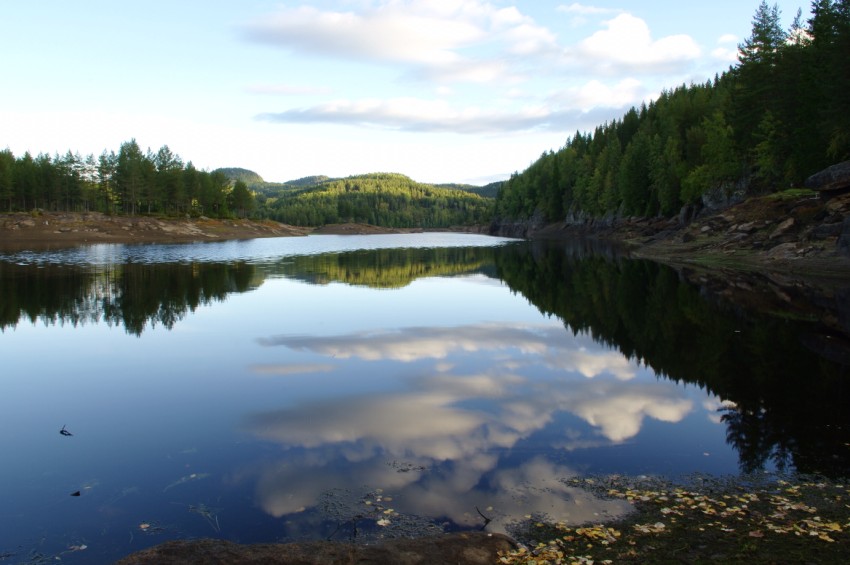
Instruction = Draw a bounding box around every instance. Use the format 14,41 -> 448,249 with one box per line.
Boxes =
805,160 -> 850,193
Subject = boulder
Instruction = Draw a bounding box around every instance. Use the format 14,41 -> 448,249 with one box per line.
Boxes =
115,532 -> 517,565
805,160 -> 850,192
838,217 -> 850,257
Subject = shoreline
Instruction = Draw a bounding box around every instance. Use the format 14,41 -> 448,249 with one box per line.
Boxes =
516,190 -> 850,280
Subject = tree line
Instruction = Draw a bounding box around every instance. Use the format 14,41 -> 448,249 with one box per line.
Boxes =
495,1 -> 850,223
0,139 -> 255,218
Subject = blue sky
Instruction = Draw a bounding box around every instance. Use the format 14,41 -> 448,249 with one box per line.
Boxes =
1,1 -> 808,185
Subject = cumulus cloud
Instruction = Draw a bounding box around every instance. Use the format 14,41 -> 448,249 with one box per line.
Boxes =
243,1 -> 555,82
574,13 -> 701,73
244,4 -> 480,66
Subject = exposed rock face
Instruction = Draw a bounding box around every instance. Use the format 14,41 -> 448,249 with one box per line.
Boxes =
115,532 -> 516,565
805,160 -> 850,192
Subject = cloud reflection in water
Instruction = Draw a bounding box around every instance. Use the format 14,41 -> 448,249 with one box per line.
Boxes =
247,322 -> 694,530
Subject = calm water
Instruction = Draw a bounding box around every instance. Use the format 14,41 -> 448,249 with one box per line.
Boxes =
1,234 -> 848,563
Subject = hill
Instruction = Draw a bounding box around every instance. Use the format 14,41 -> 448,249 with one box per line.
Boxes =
266,172 -> 494,228
213,167 -> 264,185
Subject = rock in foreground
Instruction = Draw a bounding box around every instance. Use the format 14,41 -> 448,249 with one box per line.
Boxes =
116,532 -> 516,565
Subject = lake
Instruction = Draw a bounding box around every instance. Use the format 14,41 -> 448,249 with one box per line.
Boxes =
1,233 -> 848,563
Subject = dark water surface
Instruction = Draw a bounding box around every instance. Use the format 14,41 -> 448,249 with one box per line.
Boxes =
1,234 -> 847,563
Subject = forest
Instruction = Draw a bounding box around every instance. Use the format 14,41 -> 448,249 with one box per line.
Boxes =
495,1 -> 850,223
0,139 -> 257,219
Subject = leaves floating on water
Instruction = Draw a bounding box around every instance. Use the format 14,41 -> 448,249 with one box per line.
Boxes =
499,474 -> 850,564
137,521 -> 166,535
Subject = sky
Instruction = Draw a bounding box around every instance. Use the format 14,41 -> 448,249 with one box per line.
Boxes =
1,1 -> 810,185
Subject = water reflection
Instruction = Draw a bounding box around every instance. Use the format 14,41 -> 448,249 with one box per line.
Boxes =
0,244 -> 498,335
495,241 -> 850,477
0,261 -> 261,335
1,234 -> 849,555
243,318 -> 706,531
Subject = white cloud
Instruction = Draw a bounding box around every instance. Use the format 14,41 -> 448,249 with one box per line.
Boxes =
244,4 -> 481,66
575,13 -> 701,73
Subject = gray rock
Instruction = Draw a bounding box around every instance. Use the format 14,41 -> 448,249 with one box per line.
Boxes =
805,160 -> 850,192
810,222 -> 843,240
769,217 -> 795,240
838,217 -> 850,257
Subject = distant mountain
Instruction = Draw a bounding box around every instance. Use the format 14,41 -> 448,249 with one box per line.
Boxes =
214,167 -> 264,185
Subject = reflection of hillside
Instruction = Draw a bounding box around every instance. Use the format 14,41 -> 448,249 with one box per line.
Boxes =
0,262 -> 262,336
0,246 -> 498,335
275,247 -> 496,288
495,241 -> 850,477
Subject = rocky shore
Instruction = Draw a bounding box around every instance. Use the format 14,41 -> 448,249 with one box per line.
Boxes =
496,189 -> 850,279
0,212 -> 311,251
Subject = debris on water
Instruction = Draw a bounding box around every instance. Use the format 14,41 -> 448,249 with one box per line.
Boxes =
163,472 -> 210,492
318,487 -> 443,543
137,521 -> 165,535
387,460 -> 428,473
59,425 -> 72,436
66,544 -> 87,552
187,503 -> 222,533
70,491 -> 81,497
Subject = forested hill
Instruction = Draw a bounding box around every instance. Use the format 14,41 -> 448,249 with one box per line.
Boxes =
265,172 -> 494,228
214,167 -> 264,185
495,1 -> 850,225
